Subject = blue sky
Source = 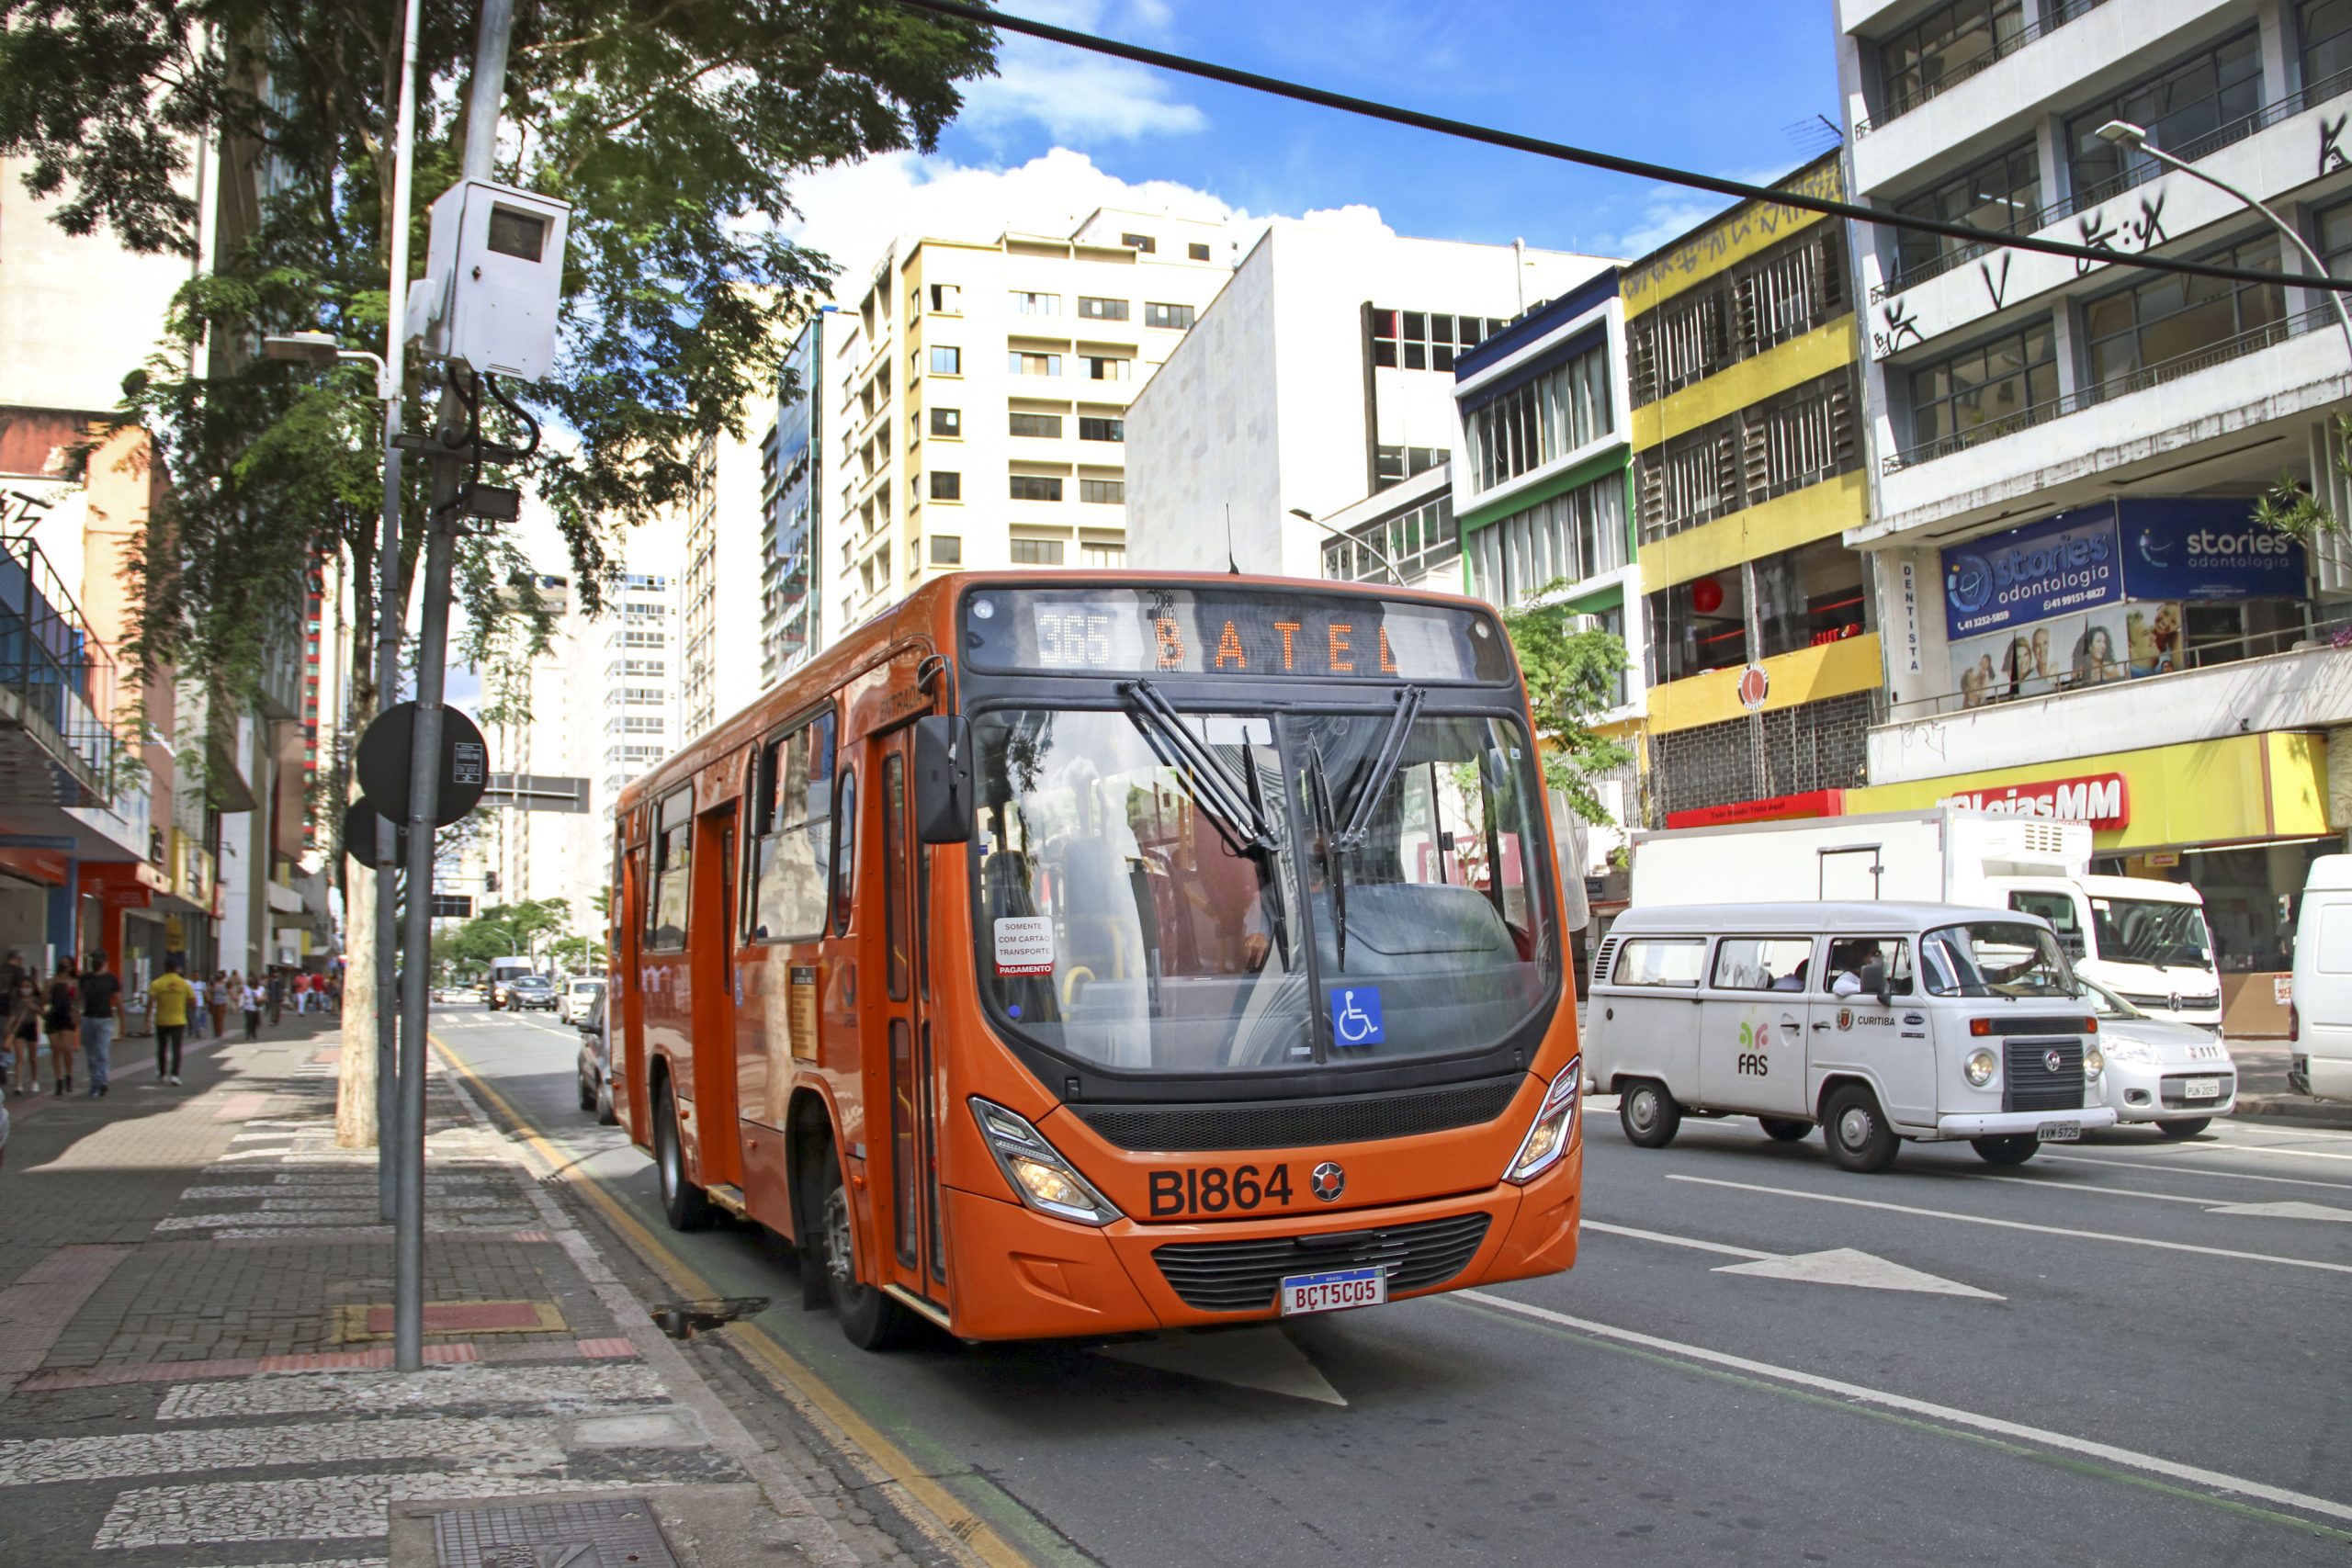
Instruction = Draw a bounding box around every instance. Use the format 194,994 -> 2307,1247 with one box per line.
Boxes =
925,0 -> 1848,261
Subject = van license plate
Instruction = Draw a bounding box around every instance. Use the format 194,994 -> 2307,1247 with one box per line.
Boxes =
2037,1121 -> 2081,1142
1279,1267 -> 1387,1316
2185,1077 -> 2222,1100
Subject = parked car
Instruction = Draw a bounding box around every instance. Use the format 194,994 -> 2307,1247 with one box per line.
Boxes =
2081,976 -> 2236,1136
576,987 -> 616,1124
503,975 -> 559,1012
560,977 -> 605,1025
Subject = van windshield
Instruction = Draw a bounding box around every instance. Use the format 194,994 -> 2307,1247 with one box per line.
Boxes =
2089,897 -> 2212,969
1921,920 -> 2074,998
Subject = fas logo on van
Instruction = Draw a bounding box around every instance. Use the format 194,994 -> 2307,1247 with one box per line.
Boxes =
1737,1017 -> 1772,1077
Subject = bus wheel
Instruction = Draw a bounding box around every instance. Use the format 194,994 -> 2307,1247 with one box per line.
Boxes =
654,1080 -> 711,1232
2156,1118 -> 2211,1139
1971,1134 -> 2039,1166
1619,1080 -> 1681,1148
818,1157 -> 913,1350
1758,1117 -> 1812,1143
1822,1085 -> 1899,1173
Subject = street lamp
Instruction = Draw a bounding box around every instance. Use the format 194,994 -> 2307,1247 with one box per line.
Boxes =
1288,506 -> 1408,587
263,333 -> 393,400
2092,119 -> 2352,361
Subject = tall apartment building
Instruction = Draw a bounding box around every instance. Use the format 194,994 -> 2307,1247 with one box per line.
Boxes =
483,575 -> 576,919
1834,0 -> 2352,1000
761,312 -> 828,685
820,207 -> 1238,633
1623,151 -> 1873,827
678,421 -> 766,739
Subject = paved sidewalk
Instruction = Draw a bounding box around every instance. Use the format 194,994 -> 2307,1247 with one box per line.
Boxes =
0,1012 -> 859,1567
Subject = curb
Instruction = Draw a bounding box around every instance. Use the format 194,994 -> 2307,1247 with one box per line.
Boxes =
2232,1093 -> 2352,1130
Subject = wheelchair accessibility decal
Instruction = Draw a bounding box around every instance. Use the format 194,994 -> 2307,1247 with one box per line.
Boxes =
1331,987 -> 1385,1047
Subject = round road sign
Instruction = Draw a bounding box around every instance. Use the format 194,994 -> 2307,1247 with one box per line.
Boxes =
342,797 -> 409,868
356,702 -> 490,826
1737,664 -> 1770,712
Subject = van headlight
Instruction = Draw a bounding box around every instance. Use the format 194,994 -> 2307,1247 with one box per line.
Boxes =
1964,1048 -> 1997,1089
1507,1056 -> 1581,1184
2085,1045 -> 2105,1082
969,1098 -> 1121,1225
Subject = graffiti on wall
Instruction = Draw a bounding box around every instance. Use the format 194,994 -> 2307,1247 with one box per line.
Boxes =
1621,158 -> 1846,312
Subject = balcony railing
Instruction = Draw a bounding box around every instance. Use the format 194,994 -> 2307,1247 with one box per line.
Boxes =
0,532 -> 121,800
1883,303 -> 2338,473
1855,0 -> 2108,138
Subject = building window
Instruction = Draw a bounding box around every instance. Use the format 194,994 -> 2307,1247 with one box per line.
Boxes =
1629,224 -> 1847,404
1080,541 -> 1125,567
2306,0 -> 2352,93
1325,492 -> 1463,587
1081,355 -> 1131,381
1464,337 -> 1613,494
1078,296 -> 1130,321
1638,368 -> 1859,541
1121,232 -> 1156,253
927,283 -> 961,312
2084,233 -> 2284,391
2067,29 -> 2262,208
1647,570 -> 1750,683
929,407 -> 960,438
1009,412 -> 1064,438
1143,301 -> 1195,330
1370,309 -> 1505,371
1080,478 -> 1125,503
1906,324 -> 2058,454
930,470 -> 961,501
1755,537 -> 1869,658
1079,416 -> 1125,442
931,536 -> 962,565
1889,140 -> 2041,285
1875,0 -> 2025,119
1010,351 -> 1063,377
1463,477 -> 1622,607
929,344 -> 961,375
1374,446 -> 1447,490
1188,242 -> 1212,261
1008,290 -> 1060,316
1010,475 -> 1064,502
1010,537 -> 1066,564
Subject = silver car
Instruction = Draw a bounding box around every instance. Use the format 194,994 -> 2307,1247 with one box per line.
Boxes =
2083,976 -> 2236,1136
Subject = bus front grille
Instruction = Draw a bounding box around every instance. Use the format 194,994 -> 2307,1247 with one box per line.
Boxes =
1151,1213 -> 1493,1312
1069,1076 -> 1523,1153
2004,1040 -> 2085,1112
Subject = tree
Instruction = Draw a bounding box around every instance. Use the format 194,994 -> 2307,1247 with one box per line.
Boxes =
2256,412 -> 2352,546
1,0 -> 995,1140
1498,589 -> 1634,826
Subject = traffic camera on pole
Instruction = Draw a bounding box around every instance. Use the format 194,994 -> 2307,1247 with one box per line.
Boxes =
401,178 -> 571,383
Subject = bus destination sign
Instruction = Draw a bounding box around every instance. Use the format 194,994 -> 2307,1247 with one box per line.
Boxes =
963,586 -> 1511,683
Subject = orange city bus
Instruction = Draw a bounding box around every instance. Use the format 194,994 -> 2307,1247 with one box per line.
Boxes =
608,571 -> 1583,1348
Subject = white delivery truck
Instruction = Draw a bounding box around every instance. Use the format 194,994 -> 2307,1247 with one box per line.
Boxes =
2290,854 -> 2352,1101
1630,807 -> 2222,1030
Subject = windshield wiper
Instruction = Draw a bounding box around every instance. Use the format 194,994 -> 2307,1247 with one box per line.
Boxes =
1307,746 -> 1349,971
1120,680 -> 1281,855
1332,686 -> 1425,852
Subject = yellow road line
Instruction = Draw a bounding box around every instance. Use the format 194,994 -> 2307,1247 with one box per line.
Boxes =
432,1034 -> 1035,1568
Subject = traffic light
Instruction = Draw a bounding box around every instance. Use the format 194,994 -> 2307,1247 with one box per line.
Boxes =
484,870 -> 499,893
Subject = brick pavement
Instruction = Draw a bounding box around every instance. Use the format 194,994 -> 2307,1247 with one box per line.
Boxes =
0,1012 -> 859,1567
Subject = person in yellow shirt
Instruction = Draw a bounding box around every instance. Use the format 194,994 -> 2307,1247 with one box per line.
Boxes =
148,956 -> 196,1086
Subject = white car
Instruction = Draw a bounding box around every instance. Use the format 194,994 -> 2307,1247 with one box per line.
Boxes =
2083,977 -> 2236,1136
560,978 -> 605,1025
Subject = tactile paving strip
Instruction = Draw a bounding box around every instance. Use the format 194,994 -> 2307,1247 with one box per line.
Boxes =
433,1495 -> 680,1567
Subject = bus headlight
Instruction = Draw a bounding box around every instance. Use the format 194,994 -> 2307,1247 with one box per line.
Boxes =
1506,1057 -> 1581,1184
1964,1049 -> 1997,1089
2085,1045 -> 2105,1082
969,1098 -> 1122,1226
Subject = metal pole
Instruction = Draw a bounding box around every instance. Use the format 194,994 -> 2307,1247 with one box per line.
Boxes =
376,0 -> 422,1224
395,0 -> 516,1373
2136,141 -> 2352,364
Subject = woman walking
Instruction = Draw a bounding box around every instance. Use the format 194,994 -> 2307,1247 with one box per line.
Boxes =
209,970 -> 232,1038
6,972 -> 38,1096
240,976 -> 263,1041
43,957 -> 77,1096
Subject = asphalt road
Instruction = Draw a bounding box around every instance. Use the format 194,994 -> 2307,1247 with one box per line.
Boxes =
436,1007 -> 2352,1567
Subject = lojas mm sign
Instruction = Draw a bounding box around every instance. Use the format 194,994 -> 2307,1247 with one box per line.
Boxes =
1937,772 -> 2130,832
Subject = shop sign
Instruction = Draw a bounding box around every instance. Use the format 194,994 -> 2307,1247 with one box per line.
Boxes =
2119,499 -> 2304,603
1941,504 -> 2120,639
1936,771 -> 2129,831
1666,789 -> 1846,830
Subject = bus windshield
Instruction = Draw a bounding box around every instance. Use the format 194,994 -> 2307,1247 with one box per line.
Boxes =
971,705 -> 1555,1075
2089,896 -> 2213,969
1920,920 -> 2075,998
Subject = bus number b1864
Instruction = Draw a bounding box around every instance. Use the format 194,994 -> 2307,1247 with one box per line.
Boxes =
1148,1164 -> 1295,1216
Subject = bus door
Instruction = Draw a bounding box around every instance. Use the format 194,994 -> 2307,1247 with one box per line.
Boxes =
688,800 -> 743,1191
870,725 -> 948,1309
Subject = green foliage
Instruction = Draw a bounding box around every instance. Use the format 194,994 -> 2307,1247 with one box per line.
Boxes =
2254,413 -> 2352,543
432,897 -> 571,976
1498,585 -> 1634,826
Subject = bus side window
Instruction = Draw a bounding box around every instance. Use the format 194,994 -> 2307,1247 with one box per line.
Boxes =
2007,890 -> 2083,958
749,710 -> 836,942
649,786 -> 693,951
833,768 -> 858,935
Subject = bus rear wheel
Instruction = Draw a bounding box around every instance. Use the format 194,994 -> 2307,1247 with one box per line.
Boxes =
1619,1079 -> 1681,1148
654,1079 -> 711,1232
1971,1134 -> 2039,1166
818,1156 -> 914,1350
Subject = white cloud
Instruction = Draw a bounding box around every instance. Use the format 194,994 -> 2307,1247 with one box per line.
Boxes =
956,0 -> 1205,147
1589,165 -> 1812,263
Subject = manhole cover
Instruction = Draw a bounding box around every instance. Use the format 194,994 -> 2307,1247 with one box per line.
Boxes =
434,1497 -> 679,1567
647,1296 -> 768,1338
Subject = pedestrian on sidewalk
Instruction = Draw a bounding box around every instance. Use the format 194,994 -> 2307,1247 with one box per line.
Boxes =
44,957 -> 77,1096
79,952 -> 124,1099
149,957 -> 195,1085
2,949 -> 23,998
0,974 -> 28,1098
209,970 -> 232,1037
266,967 -> 285,1026
240,976 -> 264,1041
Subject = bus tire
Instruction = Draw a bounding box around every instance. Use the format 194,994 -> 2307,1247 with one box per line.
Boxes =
1619,1079 -> 1681,1148
1822,1084 -> 1899,1173
654,1078 -> 711,1232
2156,1118 -> 2211,1139
1971,1134 -> 2039,1166
1758,1117 -> 1812,1143
818,1155 -> 914,1350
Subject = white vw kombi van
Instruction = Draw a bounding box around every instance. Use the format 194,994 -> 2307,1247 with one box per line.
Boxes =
1585,902 -> 2116,1172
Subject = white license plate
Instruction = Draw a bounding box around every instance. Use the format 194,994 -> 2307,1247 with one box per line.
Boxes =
2185,1077 -> 2222,1100
2037,1121 -> 2082,1143
1279,1267 -> 1388,1317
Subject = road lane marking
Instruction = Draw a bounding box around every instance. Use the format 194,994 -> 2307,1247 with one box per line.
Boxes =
2165,1140 -> 2352,1164
1587,1221 -> 2002,1296
2041,1151 -> 2352,1191
1586,1220 -> 1774,1259
1453,1291 -> 2352,1536
1664,1174 -> 2352,1275
1978,1175 -> 2352,1221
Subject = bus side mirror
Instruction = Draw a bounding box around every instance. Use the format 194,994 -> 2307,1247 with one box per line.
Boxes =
1860,956 -> 1889,1005
913,716 -> 972,844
